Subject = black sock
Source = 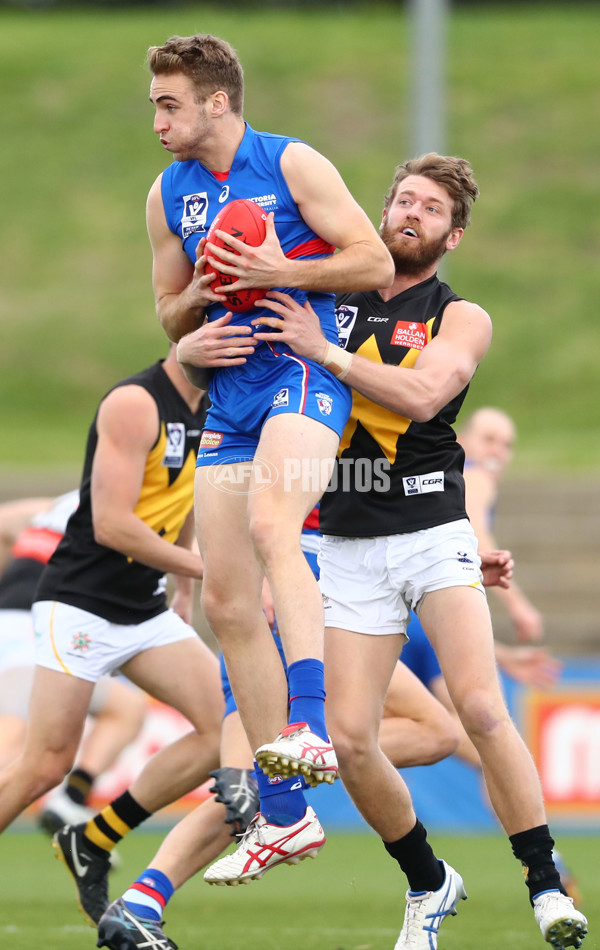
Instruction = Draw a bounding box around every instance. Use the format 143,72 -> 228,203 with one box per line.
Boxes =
65,768 -> 94,805
383,819 -> 444,893
509,824 -> 565,904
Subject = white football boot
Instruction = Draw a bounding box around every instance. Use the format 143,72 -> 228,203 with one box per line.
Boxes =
203,805 -> 326,886
394,860 -> 467,950
255,722 -> 338,787
533,891 -> 588,949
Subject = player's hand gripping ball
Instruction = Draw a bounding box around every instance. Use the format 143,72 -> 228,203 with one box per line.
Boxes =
205,198 -> 268,312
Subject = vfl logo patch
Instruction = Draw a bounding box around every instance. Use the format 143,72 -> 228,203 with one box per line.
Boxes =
181,192 -> 208,238
315,392 -> 333,416
200,430 -> 223,448
391,321 -> 428,349
163,422 -> 186,468
402,471 -> 445,496
272,388 -> 289,408
335,304 -> 359,349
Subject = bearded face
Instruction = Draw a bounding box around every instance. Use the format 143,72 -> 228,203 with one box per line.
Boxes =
380,218 -> 452,276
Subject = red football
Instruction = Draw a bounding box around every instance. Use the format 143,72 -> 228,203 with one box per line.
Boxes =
205,198 -> 268,312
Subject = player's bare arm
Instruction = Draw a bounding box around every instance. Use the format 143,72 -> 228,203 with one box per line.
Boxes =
170,509 -> 201,624
254,294 -> 491,421
204,143 -> 394,297
147,176 -> 222,342
91,385 -> 203,579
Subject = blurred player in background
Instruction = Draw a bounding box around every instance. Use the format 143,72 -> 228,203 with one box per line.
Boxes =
0,493 -> 148,819
458,406 -> 544,641
146,32 -> 393,850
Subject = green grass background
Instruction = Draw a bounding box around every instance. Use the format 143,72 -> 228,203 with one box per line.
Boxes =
1,829 -> 598,949
1,3 -> 599,473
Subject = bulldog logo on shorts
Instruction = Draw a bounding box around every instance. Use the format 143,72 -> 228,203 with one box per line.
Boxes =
315,392 -> 333,415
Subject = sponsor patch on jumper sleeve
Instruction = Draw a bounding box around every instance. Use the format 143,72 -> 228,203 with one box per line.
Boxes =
391,321 -> 428,349
402,471 -> 445,495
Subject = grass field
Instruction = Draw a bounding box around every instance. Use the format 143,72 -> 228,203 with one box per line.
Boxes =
1,829 -> 598,949
1,4 -> 600,472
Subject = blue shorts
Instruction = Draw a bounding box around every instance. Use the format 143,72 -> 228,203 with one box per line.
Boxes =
220,528 -> 321,716
401,612 -> 442,689
196,343 -> 351,466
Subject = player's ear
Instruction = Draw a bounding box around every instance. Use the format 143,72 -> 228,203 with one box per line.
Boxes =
208,90 -> 229,117
379,209 -> 387,233
446,227 -> 463,251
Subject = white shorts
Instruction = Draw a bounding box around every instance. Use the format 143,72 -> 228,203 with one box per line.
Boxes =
32,600 -> 197,683
0,608 -> 119,716
318,518 -> 484,637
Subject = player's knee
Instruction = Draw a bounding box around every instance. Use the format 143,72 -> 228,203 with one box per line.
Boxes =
329,718 -> 376,768
201,582 -> 244,634
248,509 -> 300,569
23,750 -> 73,798
455,689 -> 510,742
247,512 -> 279,561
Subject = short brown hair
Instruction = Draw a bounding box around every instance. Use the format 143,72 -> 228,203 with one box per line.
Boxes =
384,153 -> 479,229
147,34 -> 244,114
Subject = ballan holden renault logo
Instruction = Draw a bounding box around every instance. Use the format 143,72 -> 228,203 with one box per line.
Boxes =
391,321 -> 427,349
206,456 -> 279,495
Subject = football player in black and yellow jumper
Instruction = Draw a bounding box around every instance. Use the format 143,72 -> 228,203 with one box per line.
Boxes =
0,345 -> 224,918
250,153 -> 587,950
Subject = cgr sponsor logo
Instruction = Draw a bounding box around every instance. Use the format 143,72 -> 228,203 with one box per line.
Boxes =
402,471 -> 445,496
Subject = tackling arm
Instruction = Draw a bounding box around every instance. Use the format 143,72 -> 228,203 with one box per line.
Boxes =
253,294 -> 492,420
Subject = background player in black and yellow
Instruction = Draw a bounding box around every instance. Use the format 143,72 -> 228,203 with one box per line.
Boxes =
0,346 -> 223,909
247,154 -> 588,950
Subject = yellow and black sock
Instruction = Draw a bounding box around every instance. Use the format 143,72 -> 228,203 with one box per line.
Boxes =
83,791 -> 151,854
64,768 -> 94,805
